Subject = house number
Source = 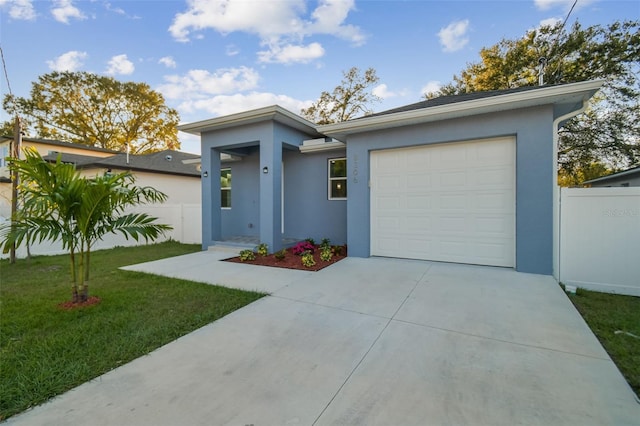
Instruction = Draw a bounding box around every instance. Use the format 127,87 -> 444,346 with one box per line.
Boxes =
352,154 -> 359,183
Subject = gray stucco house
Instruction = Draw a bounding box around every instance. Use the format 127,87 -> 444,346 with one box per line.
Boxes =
582,165 -> 640,187
179,80 -> 603,276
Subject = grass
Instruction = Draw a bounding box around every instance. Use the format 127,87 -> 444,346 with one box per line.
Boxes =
567,288 -> 640,396
0,241 -> 266,421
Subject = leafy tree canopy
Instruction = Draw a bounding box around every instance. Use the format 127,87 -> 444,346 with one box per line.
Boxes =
301,67 -> 381,125
3,71 -> 180,154
427,20 -> 640,183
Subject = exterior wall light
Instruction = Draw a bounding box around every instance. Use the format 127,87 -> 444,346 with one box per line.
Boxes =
202,171 -> 208,177
262,166 -> 269,174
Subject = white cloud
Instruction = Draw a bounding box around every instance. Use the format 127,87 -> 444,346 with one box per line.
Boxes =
105,54 -> 135,75
169,0 -> 305,42
258,42 -> 325,64
372,84 -> 397,99
158,66 -> 260,100
104,1 -> 125,15
539,17 -> 562,28
46,50 -> 87,71
51,0 -> 86,24
159,56 -> 177,68
0,0 -> 36,20
437,19 -> 470,52
178,92 -> 310,117
226,44 -> 240,56
421,81 -> 442,96
168,0 -> 364,64
306,0 -> 366,45
534,0 -> 595,11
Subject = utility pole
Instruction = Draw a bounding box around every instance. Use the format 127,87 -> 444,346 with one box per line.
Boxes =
9,115 -> 21,263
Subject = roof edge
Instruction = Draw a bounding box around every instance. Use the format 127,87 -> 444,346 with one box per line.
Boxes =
583,165 -> 640,184
178,105 -> 321,137
318,80 -> 605,139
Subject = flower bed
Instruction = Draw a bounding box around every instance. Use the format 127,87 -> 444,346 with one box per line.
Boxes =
225,243 -> 347,271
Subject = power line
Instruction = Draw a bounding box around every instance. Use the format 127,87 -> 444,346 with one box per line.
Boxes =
0,44 -> 14,97
548,0 -> 579,83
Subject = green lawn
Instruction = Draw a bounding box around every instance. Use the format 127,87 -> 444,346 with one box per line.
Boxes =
0,242 -> 266,421
567,288 -> 640,396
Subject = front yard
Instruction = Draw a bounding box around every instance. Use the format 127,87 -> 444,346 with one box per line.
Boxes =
0,242 -> 266,421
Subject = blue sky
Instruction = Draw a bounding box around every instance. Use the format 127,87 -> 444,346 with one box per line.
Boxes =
0,0 -> 637,153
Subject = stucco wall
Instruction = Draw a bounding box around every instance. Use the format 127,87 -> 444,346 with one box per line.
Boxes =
345,105 -> 555,275
221,152 -> 260,239
216,150 -> 347,244
282,150 -> 347,244
200,120 -> 347,250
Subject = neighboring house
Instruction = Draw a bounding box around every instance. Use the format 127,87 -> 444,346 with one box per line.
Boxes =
37,149 -> 204,246
582,166 -> 640,187
41,149 -> 202,205
179,80 -> 603,277
0,137 -> 118,219
1,137 -> 202,256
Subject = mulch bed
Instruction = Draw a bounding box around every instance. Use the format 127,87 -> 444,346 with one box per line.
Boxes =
225,245 -> 347,272
58,296 -> 101,310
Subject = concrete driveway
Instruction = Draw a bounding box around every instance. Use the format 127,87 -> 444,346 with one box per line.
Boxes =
5,250 -> 639,425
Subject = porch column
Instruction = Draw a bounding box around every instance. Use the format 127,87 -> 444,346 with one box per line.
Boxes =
259,138 -> 283,253
205,148 -> 222,246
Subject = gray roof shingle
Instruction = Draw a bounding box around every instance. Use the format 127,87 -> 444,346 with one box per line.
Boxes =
43,149 -> 201,177
364,85 -> 557,118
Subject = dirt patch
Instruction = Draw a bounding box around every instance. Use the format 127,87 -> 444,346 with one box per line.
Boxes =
225,245 -> 347,272
58,296 -> 101,310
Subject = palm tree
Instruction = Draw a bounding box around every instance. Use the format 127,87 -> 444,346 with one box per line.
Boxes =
1,148 -> 172,302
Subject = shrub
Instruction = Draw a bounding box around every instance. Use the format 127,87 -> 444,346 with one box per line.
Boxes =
320,238 -> 331,249
274,249 -> 287,261
239,249 -> 256,261
333,245 -> 344,256
256,243 -> 268,257
320,246 -> 333,262
304,237 -> 316,246
292,241 -> 315,255
301,251 -> 316,268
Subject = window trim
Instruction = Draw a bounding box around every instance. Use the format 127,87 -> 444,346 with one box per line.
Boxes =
328,157 -> 347,200
221,168 -> 231,209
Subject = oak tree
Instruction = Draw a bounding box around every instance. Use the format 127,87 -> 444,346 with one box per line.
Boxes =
301,67 -> 381,125
427,20 -> 640,183
3,71 -> 180,153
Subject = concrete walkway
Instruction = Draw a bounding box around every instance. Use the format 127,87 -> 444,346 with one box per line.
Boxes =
5,250 -> 639,425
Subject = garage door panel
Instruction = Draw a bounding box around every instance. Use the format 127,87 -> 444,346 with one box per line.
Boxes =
377,176 -> 402,190
475,192 -> 512,210
406,195 -> 432,210
439,171 -> 467,187
476,167 -> 512,185
475,216 -> 513,234
440,194 -> 466,210
371,137 -> 515,267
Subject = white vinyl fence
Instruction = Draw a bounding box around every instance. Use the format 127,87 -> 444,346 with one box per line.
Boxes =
559,187 -> 640,296
2,203 -> 201,259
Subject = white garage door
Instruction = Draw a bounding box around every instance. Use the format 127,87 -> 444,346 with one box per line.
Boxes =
370,137 -> 515,267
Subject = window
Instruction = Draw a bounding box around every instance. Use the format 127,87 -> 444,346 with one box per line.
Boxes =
328,158 -> 347,200
0,144 -> 8,167
221,169 -> 231,208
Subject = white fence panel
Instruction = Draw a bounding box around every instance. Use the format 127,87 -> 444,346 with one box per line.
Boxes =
2,203 -> 201,259
559,187 -> 640,296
